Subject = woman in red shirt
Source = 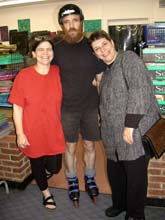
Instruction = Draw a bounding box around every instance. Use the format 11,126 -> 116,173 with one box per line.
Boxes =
8,39 -> 65,210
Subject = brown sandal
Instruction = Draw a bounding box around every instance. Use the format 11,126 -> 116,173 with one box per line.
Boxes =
43,194 -> 56,210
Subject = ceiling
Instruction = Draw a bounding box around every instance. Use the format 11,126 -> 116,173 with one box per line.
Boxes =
0,0 -> 71,8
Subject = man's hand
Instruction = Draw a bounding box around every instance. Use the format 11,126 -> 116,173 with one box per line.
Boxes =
92,72 -> 103,93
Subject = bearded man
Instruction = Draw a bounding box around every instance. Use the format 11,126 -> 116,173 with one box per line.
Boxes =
52,4 -> 105,207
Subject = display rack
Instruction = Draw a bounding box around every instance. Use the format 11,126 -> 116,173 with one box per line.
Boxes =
143,23 -> 165,47
0,49 -> 24,107
142,47 -> 165,115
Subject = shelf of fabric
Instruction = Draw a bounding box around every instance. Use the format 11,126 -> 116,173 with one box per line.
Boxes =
157,100 -> 165,114
0,44 -> 16,52
0,53 -> 23,65
0,80 -> 12,93
157,100 -> 165,105
142,47 -> 165,63
152,80 -> 165,95
0,107 -> 12,118
0,103 -> 12,107
0,70 -> 18,81
152,80 -> 165,85
0,52 -> 24,108
0,113 -> 13,138
0,92 -> 11,107
145,63 -> 165,80
142,46 -> 165,115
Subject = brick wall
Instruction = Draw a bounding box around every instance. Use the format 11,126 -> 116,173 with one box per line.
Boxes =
0,129 -> 31,183
148,155 -> 165,199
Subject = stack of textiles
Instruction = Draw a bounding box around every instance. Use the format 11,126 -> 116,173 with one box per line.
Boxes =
143,47 -> 165,115
0,80 -> 12,93
0,49 -> 24,107
0,113 -> 13,139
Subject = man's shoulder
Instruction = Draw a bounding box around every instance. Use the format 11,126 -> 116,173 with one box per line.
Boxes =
54,39 -> 65,48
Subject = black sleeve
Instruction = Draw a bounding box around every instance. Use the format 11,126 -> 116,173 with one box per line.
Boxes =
125,114 -> 144,128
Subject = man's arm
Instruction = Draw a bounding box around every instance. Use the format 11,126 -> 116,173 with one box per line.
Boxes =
92,72 -> 103,93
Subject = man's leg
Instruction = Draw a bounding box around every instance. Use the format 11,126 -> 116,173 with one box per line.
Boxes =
81,108 -> 100,175
61,108 -> 79,176
64,142 -> 80,206
83,140 -> 99,201
81,108 -> 100,201
61,108 -> 80,205
65,142 -> 77,177
83,140 -> 96,174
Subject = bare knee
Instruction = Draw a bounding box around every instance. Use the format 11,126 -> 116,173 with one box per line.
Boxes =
83,140 -> 95,152
65,143 -> 77,156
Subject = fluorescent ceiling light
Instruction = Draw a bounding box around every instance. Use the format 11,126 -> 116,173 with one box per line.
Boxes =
0,0 -> 46,7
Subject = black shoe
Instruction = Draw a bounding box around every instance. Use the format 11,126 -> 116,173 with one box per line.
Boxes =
105,206 -> 124,217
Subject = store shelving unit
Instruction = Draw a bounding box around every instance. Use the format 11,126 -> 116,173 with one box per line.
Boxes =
0,45 -> 24,137
143,48 -> 165,116
0,48 -> 24,107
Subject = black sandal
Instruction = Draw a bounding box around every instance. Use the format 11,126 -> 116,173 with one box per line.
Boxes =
43,194 -> 56,210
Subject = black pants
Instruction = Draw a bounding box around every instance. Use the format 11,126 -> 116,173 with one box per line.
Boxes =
107,156 -> 149,219
29,154 -> 62,191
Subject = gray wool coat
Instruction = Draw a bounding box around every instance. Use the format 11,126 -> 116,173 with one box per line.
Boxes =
100,50 -> 161,161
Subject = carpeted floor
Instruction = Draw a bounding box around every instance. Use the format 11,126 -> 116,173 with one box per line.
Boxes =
0,184 -> 165,220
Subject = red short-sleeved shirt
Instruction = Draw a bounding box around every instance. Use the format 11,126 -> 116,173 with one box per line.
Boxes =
8,65 -> 66,158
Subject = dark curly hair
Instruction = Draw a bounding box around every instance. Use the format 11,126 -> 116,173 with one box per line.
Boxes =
88,30 -> 112,51
31,39 -> 54,52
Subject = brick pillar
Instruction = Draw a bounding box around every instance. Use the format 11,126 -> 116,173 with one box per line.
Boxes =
0,128 -> 32,187
147,155 -> 165,199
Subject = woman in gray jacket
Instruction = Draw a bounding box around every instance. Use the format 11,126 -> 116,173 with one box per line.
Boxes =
88,30 -> 161,220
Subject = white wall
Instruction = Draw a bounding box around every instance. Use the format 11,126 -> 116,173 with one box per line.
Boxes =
0,0 -> 164,33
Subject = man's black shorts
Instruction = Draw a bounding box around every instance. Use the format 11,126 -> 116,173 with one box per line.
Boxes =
61,107 -> 100,142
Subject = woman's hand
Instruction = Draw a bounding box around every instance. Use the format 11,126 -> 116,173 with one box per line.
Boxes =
17,133 -> 30,148
13,104 -> 30,148
123,127 -> 134,145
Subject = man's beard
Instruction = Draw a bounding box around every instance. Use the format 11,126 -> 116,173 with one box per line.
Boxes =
64,27 -> 83,44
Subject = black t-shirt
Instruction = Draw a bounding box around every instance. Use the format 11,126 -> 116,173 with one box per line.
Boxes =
52,37 -> 105,111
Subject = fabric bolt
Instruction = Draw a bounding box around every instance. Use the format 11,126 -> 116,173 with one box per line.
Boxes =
8,65 -> 66,158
